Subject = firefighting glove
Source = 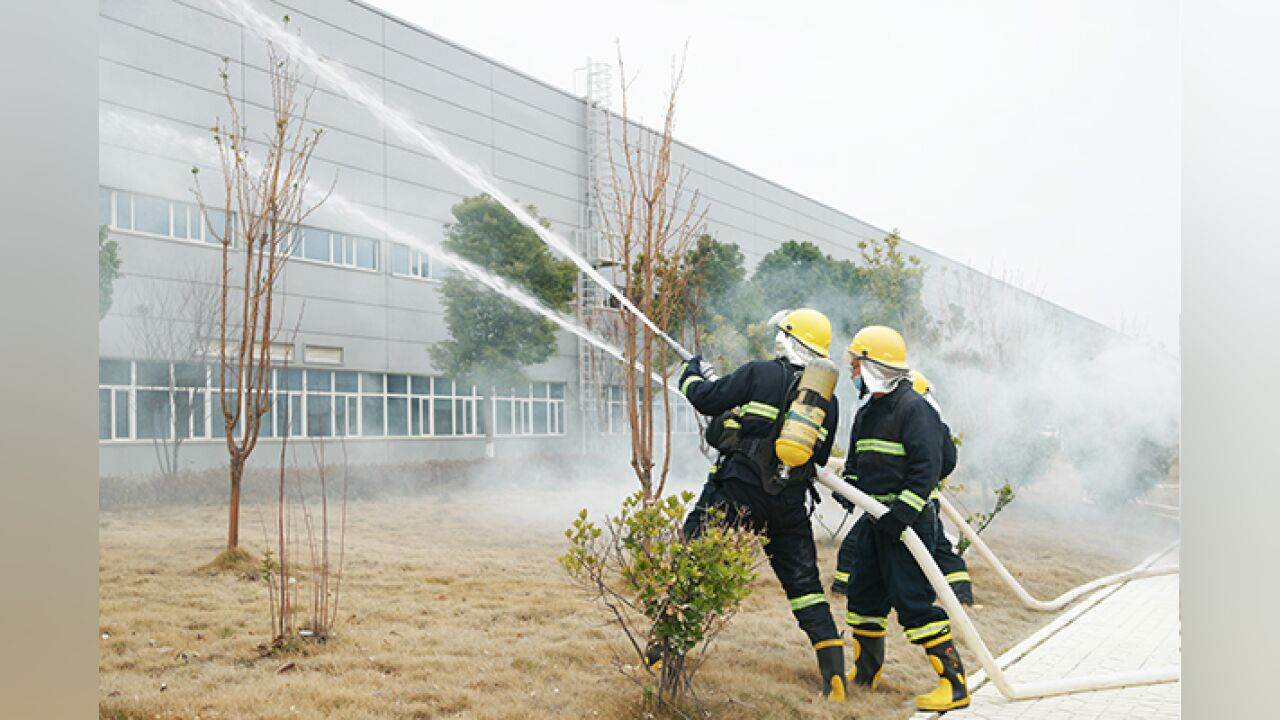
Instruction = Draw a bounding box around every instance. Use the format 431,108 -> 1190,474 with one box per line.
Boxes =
678,355 -> 707,395
875,511 -> 908,543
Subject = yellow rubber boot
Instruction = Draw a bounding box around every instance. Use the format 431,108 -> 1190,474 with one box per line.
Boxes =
915,634 -> 970,712
814,639 -> 848,703
848,629 -> 885,689
643,642 -> 663,673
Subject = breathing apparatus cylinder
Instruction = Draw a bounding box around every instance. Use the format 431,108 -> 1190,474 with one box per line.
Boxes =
774,357 -> 839,467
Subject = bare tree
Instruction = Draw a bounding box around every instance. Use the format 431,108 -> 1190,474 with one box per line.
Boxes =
193,42 -> 328,553
129,273 -> 221,482
928,264 -> 1058,370
263,347 -> 349,651
600,47 -> 707,501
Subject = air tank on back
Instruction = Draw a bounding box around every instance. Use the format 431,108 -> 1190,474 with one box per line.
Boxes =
775,356 -> 839,467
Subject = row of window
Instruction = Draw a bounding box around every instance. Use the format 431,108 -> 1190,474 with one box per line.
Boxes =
99,187 -> 447,279
98,359 -> 566,442
603,385 -> 700,435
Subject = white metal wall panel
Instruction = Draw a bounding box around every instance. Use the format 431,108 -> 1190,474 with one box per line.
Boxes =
383,46 -> 493,118
279,0 -> 384,44
491,66 -> 581,125
381,15 -> 493,88
384,81 -> 493,148
102,0 -> 243,63
492,93 -> 583,152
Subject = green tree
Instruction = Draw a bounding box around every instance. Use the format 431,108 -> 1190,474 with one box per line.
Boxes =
857,230 -> 932,341
432,194 -> 578,389
99,224 -> 122,320
750,239 -> 834,310
750,239 -> 870,338
683,234 -> 745,319
677,234 -> 745,343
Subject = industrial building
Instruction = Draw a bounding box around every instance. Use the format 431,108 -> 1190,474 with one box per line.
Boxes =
97,0 -> 1106,477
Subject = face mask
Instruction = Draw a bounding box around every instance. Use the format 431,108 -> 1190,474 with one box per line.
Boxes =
860,359 -> 910,395
775,330 -> 815,367
853,374 -> 867,398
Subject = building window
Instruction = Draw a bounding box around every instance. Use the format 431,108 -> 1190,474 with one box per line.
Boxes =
335,370 -> 358,437
601,385 -> 695,435
101,187 -> 405,273
304,345 -> 343,366
293,225 -> 379,271
304,370 -> 333,438
669,400 -> 698,434
133,194 -> 170,236
385,373 -> 410,437
98,358 -> 133,440
360,372 -> 384,437
270,343 -> 295,364
389,242 -> 446,280
99,360 -> 491,442
202,207 -> 231,245
114,192 -> 132,230
272,368 -> 305,438
492,382 -> 566,437
606,385 -> 626,435
100,187 -> 229,246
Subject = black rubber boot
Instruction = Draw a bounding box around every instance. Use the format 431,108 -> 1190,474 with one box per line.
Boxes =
916,634 -> 970,711
814,639 -> 848,702
848,630 -> 885,689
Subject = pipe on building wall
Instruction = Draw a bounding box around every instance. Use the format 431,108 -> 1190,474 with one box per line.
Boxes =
814,468 -> 1180,702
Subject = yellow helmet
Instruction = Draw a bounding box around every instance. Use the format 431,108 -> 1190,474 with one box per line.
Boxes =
911,370 -> 931,395
777,308 -> 832,358
848,325 -> 909,369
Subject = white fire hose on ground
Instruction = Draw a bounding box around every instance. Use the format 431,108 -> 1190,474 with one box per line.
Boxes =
814,467 -> 1180,701
934,494 -> 1179,612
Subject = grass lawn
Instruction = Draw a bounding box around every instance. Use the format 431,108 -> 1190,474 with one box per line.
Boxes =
99,470 -> 1177,720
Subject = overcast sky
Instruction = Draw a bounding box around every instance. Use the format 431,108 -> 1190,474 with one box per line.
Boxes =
365,0 -> 1180,353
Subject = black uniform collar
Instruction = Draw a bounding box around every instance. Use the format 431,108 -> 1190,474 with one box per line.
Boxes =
776,357 -> 804,373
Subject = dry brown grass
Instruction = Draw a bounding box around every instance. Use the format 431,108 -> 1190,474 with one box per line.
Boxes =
99,477 -> 1177,720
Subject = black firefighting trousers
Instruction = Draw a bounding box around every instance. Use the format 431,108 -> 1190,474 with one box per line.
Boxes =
842,503 -> 952,645
833,501 -> 973,603
683,475 -> 838,645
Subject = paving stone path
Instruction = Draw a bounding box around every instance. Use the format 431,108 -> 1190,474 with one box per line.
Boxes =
913,547 -> 1180,719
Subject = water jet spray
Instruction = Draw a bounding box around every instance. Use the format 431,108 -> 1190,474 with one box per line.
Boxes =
214,0 -> 699,368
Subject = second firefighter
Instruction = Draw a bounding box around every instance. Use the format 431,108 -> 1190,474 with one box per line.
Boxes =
839,325 -> 971,712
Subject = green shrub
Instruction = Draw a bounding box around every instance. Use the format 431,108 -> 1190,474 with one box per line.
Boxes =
561,490 -> 763,708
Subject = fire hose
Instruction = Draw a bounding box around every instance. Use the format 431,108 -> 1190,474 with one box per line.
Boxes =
934,494 -> 1179,611
821,459 -> 1180,612
814,467 -> 1180,701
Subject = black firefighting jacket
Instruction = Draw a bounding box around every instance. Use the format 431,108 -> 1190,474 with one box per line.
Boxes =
842,378 -> 946,524
681,358 -> 840,488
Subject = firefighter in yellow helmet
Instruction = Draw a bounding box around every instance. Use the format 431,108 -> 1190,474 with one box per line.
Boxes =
833,370 -> 975,604
675,308 -> 848,701
836,326 -> 970,712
